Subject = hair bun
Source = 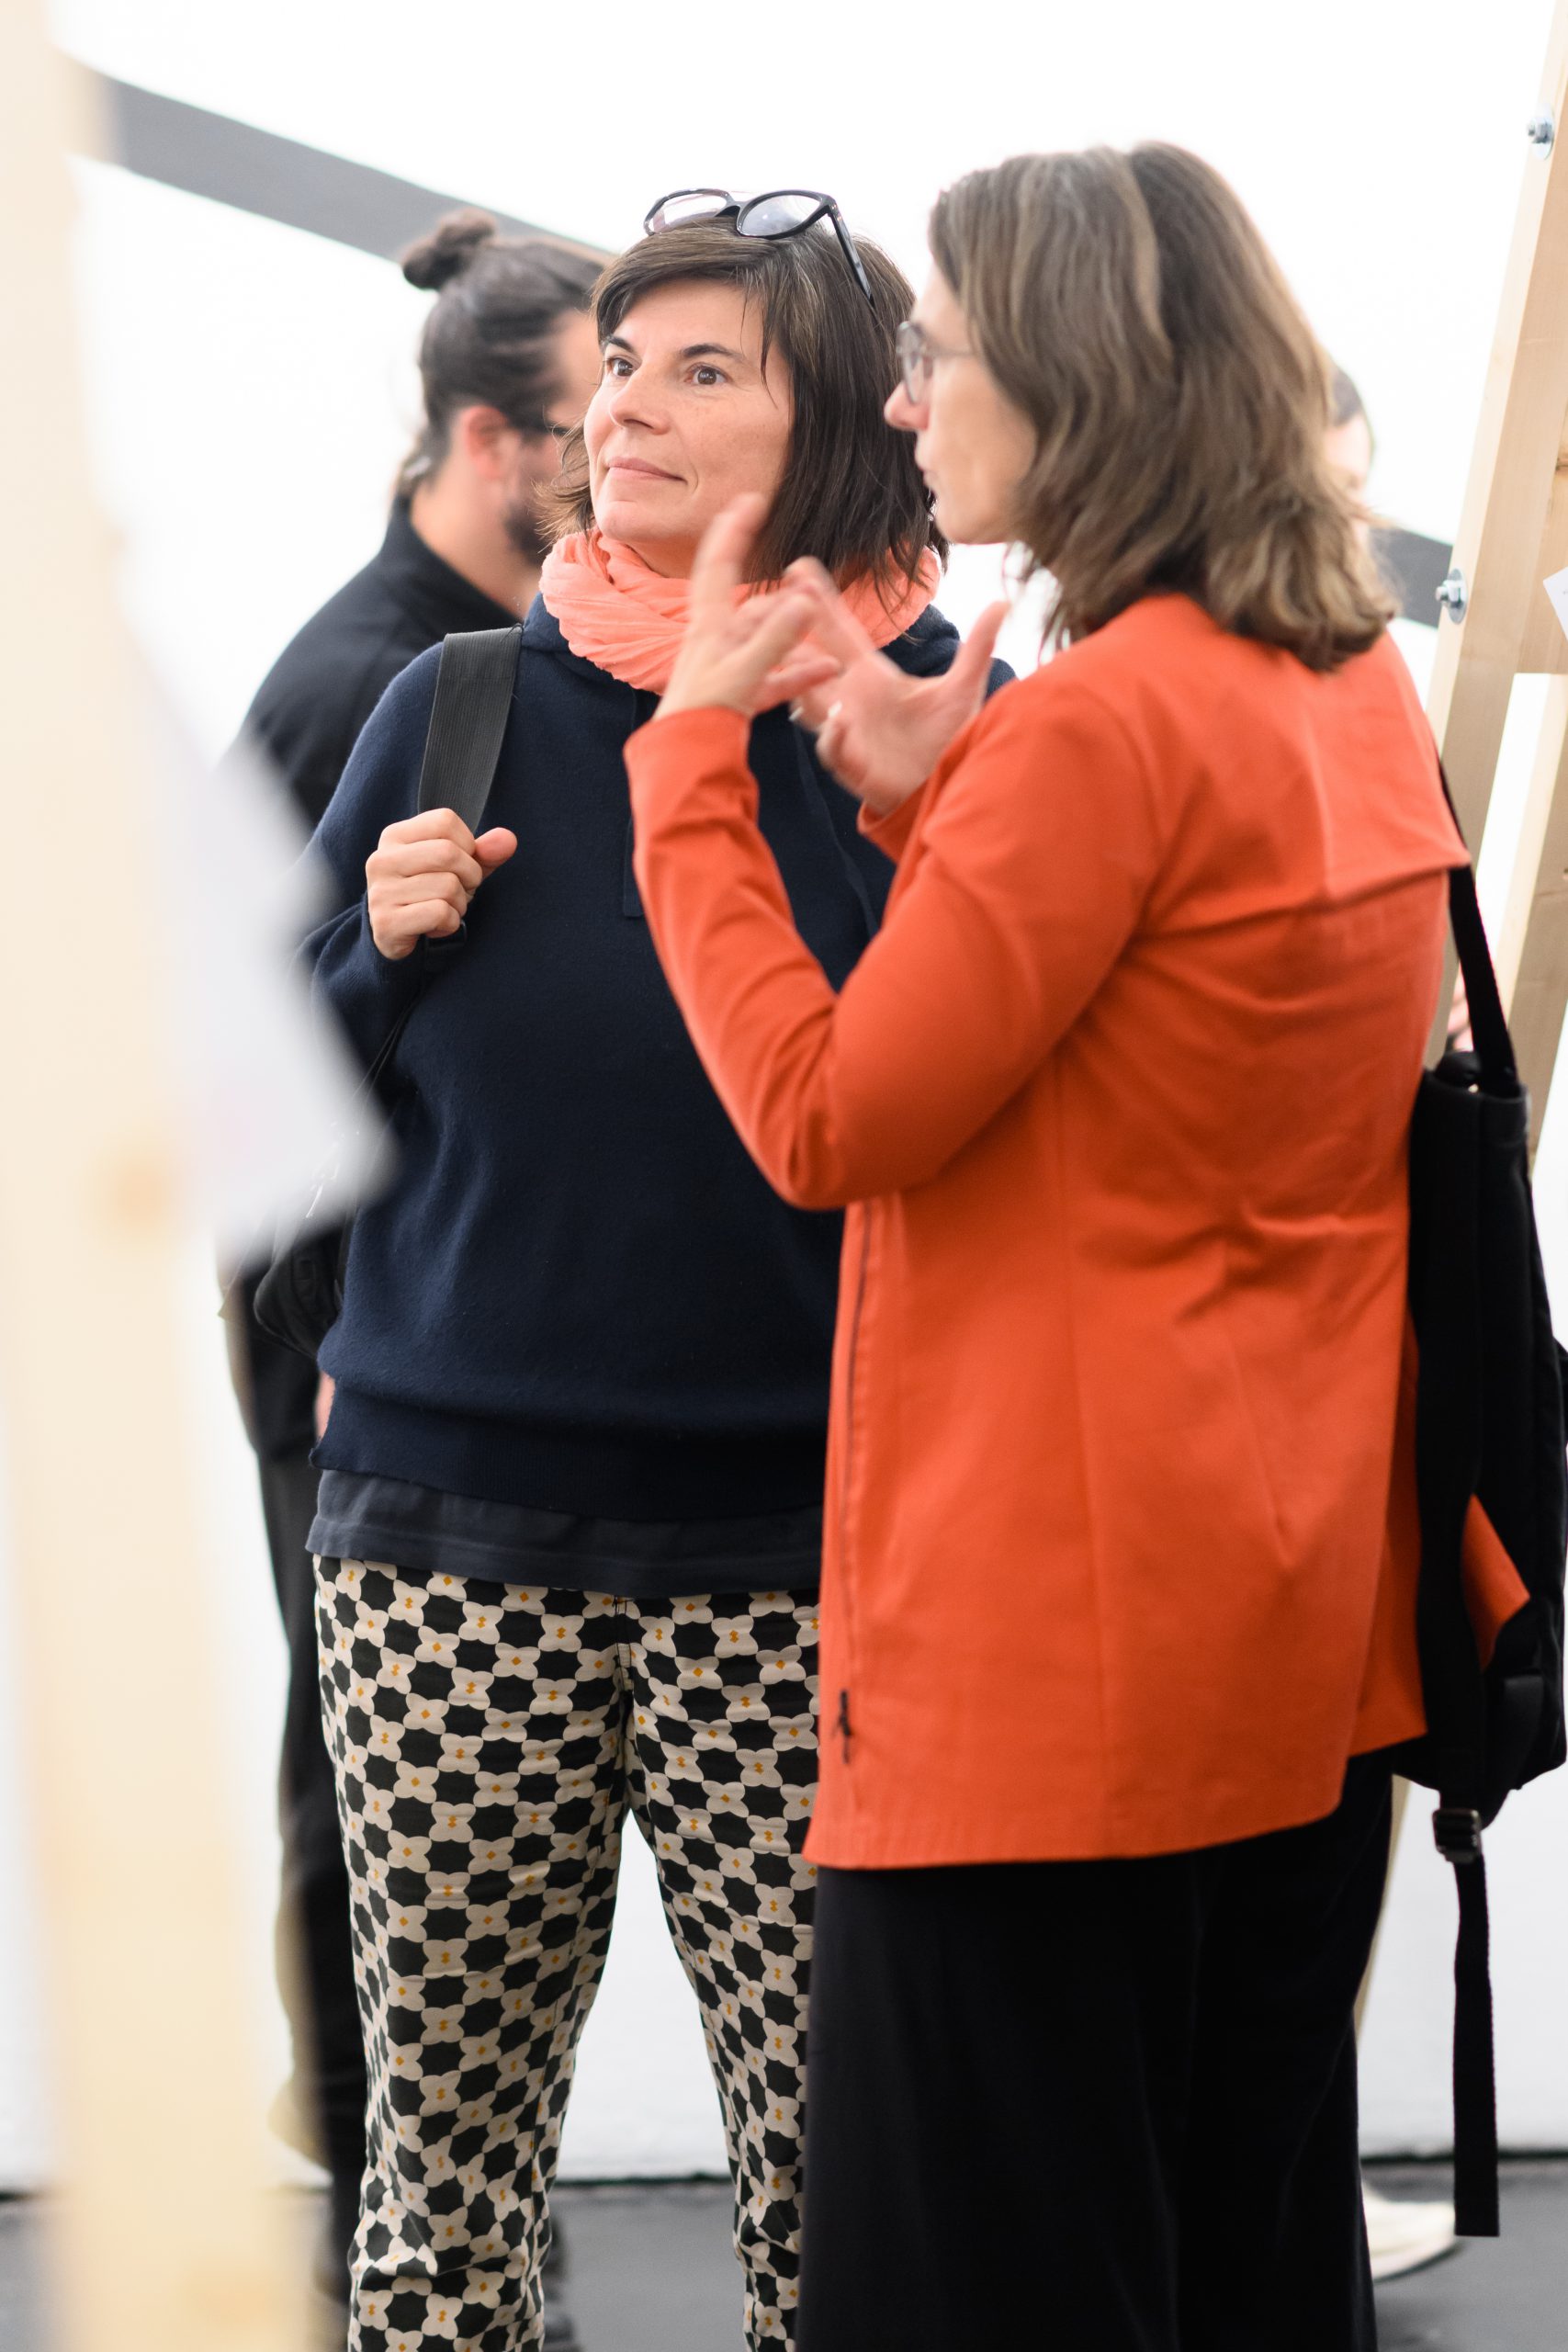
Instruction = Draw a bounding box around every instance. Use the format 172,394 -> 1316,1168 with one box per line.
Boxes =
401,209 -> 499,292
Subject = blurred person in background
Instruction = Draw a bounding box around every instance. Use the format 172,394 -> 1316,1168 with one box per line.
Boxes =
1326,363 -> 1374,504
226,208 -> 601,2338
1325,366 -> 1469,1085
624,145 -> 1463,2351
300,198 -> 1006,2352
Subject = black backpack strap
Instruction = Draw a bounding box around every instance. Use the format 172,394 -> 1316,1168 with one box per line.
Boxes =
417,624 -> 525,826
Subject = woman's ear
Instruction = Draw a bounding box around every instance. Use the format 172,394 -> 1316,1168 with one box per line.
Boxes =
454,404 -> 519,483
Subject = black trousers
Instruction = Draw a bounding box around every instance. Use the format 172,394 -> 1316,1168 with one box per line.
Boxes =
797,1758 -> 1392,2352
257,1444 -> 368,2291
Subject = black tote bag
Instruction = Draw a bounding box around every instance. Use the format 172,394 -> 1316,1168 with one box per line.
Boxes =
1388,778 -> 1567,2235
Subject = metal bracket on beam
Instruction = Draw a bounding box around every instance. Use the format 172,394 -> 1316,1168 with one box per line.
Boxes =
1437,567 -> 1470,624
1529,107 -> 1557,150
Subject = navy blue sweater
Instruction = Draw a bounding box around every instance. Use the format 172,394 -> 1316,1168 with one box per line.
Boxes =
308,594 -> 990,1520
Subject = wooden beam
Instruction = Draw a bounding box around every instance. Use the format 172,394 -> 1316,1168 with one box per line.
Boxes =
1427,8 -> 1568,845
1516,409 -> 1568,674
1495,677 -> 1568,1002
1504,678 -> 1568,1150
0,23 -> 299,2352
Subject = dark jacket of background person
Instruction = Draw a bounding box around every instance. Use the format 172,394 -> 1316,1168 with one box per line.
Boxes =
233,499 -> 518,1458
303,599 -> 982,1523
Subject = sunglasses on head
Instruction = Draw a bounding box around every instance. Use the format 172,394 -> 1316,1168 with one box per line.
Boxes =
643,187 -> 876,308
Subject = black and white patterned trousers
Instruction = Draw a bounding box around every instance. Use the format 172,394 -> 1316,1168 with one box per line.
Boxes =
316,1560 -> 819,2351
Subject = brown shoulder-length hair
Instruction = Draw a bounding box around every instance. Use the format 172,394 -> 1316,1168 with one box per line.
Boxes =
551,220 -> 943,602
928,146 -> 1392,671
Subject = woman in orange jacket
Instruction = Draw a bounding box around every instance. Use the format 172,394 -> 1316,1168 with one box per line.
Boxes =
624,146 -> 1464,2350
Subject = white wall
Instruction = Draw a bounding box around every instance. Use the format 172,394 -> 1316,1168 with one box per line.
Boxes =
3,0 -> 1565,2186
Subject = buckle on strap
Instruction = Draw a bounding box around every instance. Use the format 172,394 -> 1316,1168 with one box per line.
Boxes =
1434,1805 -> 1484,1864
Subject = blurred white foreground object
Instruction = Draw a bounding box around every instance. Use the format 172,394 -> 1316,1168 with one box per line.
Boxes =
0,15 -> 370,2350
1362,2180 -> 1459,2282
152,695 -> 382,1260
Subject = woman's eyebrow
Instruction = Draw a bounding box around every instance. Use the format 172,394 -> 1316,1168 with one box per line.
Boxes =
602,334 -> 751,367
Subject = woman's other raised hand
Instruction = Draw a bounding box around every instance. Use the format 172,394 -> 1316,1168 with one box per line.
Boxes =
366,807 -> 518,960
657,496 -> 840,722
784,562 -> 1009,817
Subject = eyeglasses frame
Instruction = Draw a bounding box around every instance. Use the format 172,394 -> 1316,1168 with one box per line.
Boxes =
895,319 -> 976,406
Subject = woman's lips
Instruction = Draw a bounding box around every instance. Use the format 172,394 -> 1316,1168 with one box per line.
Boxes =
606,457 -> 681,481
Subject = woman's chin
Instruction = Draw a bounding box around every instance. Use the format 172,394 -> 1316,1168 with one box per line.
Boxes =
932,490 -> 1010,548
931,480 -> 1020,548
595,495 -> 681,549
931,488 -> 969,542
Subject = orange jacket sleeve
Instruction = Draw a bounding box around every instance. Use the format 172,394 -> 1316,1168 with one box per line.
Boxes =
856,783 -> 927,859
626,680 -> 1171,1210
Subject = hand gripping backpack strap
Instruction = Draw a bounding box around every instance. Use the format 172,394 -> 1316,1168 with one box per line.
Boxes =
250,624 -> 522,1357
365,621 -> 524,1074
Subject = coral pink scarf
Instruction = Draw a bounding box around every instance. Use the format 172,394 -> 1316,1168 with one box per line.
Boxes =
540,527 -> 940,693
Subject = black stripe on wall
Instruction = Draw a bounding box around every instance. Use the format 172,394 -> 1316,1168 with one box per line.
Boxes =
94,73 -> 611,266
1374,526 -> 1453,631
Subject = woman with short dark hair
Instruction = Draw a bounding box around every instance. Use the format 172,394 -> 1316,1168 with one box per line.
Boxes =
303,194 -> 1007,2352
626,145 -> 1465,2351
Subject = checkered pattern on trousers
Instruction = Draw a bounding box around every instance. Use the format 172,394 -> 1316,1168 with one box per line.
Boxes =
316,1559 -> 820,2352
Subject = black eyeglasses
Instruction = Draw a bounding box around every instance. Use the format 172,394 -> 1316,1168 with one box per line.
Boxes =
643,187 -> 875,308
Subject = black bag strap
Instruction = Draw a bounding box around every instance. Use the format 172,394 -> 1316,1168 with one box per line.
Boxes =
1436,761 -> 1517,1087
417,624 -> 524,826
1427,757 -> 1515,2238
1433,1811 -> 1502,2235
1452,1846 -> 1501,2236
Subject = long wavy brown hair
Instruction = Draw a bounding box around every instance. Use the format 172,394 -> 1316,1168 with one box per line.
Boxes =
929,146 -> 1393,672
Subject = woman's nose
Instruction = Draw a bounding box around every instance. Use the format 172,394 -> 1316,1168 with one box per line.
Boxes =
885,381 -> 922,433
607,379 -> 667,431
